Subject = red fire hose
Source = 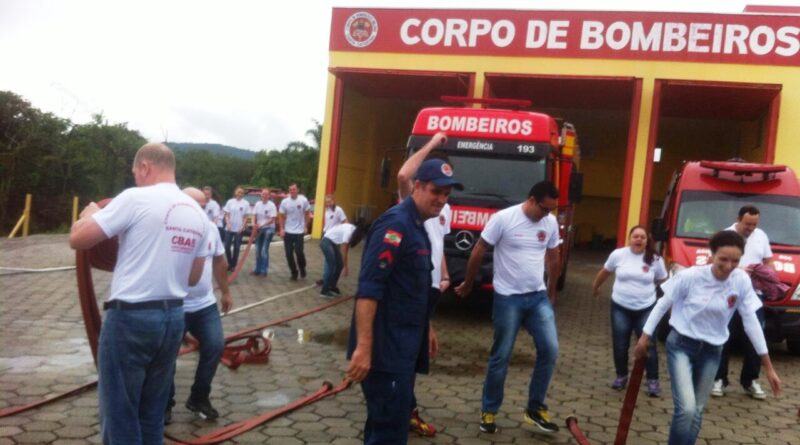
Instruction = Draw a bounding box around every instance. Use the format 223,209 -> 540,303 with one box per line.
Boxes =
566,357 -> 645,445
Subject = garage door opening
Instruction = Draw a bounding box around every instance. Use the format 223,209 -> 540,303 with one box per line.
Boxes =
642,80 -> 782,224
327,68 -> 472,223
485,74 -> 640,249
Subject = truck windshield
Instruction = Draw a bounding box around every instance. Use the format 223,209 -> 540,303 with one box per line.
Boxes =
448,155 -> 547,204
676,190 -> 800,246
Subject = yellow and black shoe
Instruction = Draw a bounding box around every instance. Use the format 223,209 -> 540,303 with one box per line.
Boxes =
523,407 -> 559,433
409,409 -> 437,437
479,412 -> 497,434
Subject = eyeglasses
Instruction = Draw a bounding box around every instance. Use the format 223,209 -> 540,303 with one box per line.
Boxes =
537,202 -> 552,213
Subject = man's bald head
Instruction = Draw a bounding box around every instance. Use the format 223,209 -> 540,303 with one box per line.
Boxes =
134,143 -> 175,171
183,187 -> 207,207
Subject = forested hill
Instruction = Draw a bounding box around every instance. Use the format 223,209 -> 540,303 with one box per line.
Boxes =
168,142 -> 257,159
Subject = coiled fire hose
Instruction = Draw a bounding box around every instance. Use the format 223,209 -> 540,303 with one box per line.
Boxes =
566,356 -> 645,445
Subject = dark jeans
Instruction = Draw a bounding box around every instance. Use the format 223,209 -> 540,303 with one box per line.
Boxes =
319,238 -> 342,292
361,371 -> 414,445
611,301 -> 659,380
715,307 -> 765,388
254,228 -> 275,275
283,233 -> 306,277
224,230 -> 243,270
217,227 -> 225,244
98,305 -> 184,445
169,304 -> 224,406
411,287 -> 442,412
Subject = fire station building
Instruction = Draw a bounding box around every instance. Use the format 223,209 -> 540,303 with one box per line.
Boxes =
311,6 -> 800,246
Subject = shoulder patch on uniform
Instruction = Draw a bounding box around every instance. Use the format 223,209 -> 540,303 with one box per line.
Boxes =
383,230 -> 403,246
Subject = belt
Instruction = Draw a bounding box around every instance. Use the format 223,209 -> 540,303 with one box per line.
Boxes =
103,299 -> 183,311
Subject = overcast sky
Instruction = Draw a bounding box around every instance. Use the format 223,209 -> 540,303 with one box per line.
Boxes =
1,0 -> 797,151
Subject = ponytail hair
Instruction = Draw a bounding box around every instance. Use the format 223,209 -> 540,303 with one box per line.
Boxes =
629,225 -> 656,266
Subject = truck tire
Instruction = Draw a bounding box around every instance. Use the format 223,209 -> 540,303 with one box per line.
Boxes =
787,340 -> 800,355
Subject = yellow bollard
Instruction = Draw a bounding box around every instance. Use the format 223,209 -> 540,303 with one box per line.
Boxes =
72,196 -> 79,224
22,193 -> 31,237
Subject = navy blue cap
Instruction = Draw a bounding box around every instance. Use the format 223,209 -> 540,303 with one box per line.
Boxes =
415,159 -> 463,190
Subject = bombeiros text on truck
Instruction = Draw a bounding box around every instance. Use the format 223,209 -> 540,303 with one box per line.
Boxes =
405,96 -> 583,292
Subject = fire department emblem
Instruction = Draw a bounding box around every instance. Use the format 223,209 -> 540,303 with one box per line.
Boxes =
537,230 -> 546,242
345,12 -> 378,48
441,163 -> 453,177
439,214 -> 445,226
727,294 -> 737,308
642,265 -> 650,273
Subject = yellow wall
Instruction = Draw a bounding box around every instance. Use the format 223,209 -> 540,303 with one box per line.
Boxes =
318,51 -> 800,239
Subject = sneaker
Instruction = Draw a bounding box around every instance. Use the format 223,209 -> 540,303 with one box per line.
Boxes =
409,409 -> 437,437
523,407 -> 559,433
185,398 -> 219,421
711,379 -> 725,397
315,279 -> 324,286
745,381 -> 766,400
646,379 -> 661,397
331,287 -> 341,296
611,375 -> 628,391
300,269 -> 307,278
320,290 -> 335,299
479,412 -> 497,434
290,274 -> 298,281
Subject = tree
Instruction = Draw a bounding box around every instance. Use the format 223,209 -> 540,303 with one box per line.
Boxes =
251,119 -> 322,197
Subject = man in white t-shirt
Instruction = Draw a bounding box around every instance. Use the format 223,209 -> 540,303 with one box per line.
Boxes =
456,181 -> 562,435
69,143 -> 208,444
203,186 -> 224,241
252,188 -> 278,276
223,187 -> 249,272
322,193 -> 348,234
713,205 -> 774,399
167,188 -> 233,423
318,222 -> 360,298
278,183 -> 311,280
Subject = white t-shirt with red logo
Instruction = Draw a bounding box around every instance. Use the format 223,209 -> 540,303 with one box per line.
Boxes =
253,200 -> 277,230
205,199 -> 223,228
223,198 -> 249,232
185,222 -> 225,313
725,223 -> 773,268
603,247 -> 668,310
480,204 -> 560,295
279,195 -> 311,235
424,203 -> 452,290
323,206 -> 347,233
92,182 -> 209,303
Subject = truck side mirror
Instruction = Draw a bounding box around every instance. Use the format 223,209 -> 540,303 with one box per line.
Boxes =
568,171 -> 583,204
651,217 -> 667,242
380,157 -> 391,190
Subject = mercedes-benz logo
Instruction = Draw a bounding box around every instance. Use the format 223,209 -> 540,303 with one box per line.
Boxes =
454,230 -> 475,251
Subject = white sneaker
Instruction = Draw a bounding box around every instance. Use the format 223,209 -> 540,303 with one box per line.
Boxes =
746,381 -> 766,400
711,379 -> 725,397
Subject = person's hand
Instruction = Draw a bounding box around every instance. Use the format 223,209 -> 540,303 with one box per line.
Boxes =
221,292 -> 233,314
343,265 -> 349,277
429,325 -> 439,359
548,291 -> 557,305
345,346 -> 371,383
431,131 -> 447,147
279,229 -> 285,238
633,336 -> 649,360
304,227 -> 309,236
79,202 -> 101,219
766,367 -> 782,397
454,281 -> 472,298
439,278 -> 450,293
592,287 -> 600,298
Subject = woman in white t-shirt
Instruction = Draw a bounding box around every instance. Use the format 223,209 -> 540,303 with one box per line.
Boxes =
634,230 -> 781,445
593,225 -> 668,396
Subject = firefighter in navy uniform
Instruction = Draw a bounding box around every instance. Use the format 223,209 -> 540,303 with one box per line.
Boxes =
346,159 -> 463,445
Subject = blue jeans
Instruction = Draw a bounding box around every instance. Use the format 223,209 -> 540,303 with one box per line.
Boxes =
254,228 -> 275,275
224,230 -> 243,270
319,238 -> 342,292
283,233 -> 306,277
715,307 -> 765,388
611,301 -> 658,380
361,371 -> 414,445
666,330 -> 723,445
98,306 -> 184,445
169,304 -> 224,406
481,290 -> 559,413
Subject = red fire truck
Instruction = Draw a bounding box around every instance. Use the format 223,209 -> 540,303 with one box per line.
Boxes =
405,97 -> 583,292
651,160 -> 800,353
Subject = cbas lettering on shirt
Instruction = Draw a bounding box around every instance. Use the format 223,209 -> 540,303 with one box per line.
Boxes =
324,223 -> 356,245
279,195 -> 311,234
424,203 -> 452,289
92,182 -> 209,303
323,206 -> 347,233
643,265 -> 767,354
725,224 -> 773,268
253,200 -> 277,230
205,199 -> 222,228
480,204 -> 559,295
185,222 -> 225,313
604,247 -> 668,310
223,198 -> 249,232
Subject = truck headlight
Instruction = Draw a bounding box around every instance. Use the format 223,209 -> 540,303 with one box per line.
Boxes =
669,262 -> 686,277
